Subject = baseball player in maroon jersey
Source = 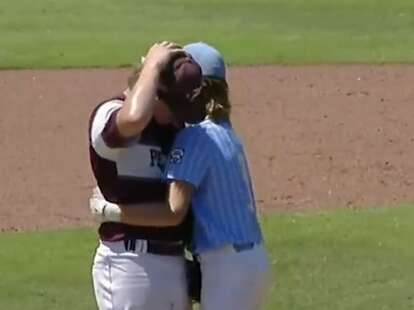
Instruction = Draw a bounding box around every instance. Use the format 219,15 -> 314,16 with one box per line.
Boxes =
88,42 -> 203,310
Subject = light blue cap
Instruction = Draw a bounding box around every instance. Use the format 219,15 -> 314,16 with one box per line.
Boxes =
184,42 -> 226,80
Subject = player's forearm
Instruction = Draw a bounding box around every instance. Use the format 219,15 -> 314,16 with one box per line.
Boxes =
119,202 -> 186,227
119,182 -> 193,226
116,64 -> 161,138
89,182 -> 192,227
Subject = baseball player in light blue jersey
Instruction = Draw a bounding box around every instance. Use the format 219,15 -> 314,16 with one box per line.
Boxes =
165,42 -> 270,310
90,42 -> 270,310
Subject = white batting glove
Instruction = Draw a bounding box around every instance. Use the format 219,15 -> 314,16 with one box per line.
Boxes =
89,188 -> 121,223
91,186 -> 104,199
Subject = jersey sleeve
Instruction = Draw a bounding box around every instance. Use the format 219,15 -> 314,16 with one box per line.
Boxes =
90,100 -> 137,159
165,127 -> 211,188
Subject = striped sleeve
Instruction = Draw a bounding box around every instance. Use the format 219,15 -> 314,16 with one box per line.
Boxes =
165,127 -> 211,188
90,100 -> 136,159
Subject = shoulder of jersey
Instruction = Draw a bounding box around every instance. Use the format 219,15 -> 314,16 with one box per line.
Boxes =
181,120 -> 210,137
98,98 -> 124,110
186,119 -> 214,130
91,98 -> 123,117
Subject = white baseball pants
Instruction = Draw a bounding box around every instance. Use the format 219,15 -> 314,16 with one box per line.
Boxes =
92,240 -> 189,310
198,244 -> 271,310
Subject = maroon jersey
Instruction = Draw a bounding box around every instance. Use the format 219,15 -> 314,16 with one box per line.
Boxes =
89,95 -> 191,242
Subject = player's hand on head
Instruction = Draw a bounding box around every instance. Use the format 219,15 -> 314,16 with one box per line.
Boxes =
144,41 -> 185,71
160,41 -> 182,49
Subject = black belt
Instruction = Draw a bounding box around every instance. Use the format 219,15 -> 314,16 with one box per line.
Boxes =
124,239 -> 185,256
233,242 -> 256,252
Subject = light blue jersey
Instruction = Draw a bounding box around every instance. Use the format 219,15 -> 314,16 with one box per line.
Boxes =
165,119 -> 263,253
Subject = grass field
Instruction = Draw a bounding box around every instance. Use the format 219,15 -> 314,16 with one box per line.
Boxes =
1,206 -> 413,310
2,0 -> 414,309
1,0 -> 414,68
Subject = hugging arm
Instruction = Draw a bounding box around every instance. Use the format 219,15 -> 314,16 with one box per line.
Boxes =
90,181 -> 193,226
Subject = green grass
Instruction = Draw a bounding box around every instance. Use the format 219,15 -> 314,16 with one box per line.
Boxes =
1,206 -> 413,309
262,205 -> 414,310
0,229 -> 97,310
1,0 -> 414,68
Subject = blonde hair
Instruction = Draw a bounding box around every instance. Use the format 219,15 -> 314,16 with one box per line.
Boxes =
197,78 -> 231,122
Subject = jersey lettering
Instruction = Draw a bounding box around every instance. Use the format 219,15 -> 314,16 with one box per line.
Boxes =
150,148 -> 166,171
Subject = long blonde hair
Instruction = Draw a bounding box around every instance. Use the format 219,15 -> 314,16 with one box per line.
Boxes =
197,78 -> 231,122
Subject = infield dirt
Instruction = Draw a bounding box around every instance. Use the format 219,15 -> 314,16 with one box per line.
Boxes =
1,65 -> 414,231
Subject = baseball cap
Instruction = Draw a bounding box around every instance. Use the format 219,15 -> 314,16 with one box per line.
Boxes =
157,55 -> 205,123
184,42 -> 226,80
157,55 -> 202,98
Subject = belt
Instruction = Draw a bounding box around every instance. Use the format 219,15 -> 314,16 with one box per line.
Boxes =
232,242 -> 256,253
124,239 -> 185,256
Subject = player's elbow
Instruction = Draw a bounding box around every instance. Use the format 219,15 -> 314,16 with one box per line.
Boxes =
122,110 -> 146,126
167,181 -> 193,226
116,111 -> 148,137
167,208 -> 188,226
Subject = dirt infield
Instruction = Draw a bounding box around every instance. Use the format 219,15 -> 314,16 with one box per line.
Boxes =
1,65 -> 414,231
